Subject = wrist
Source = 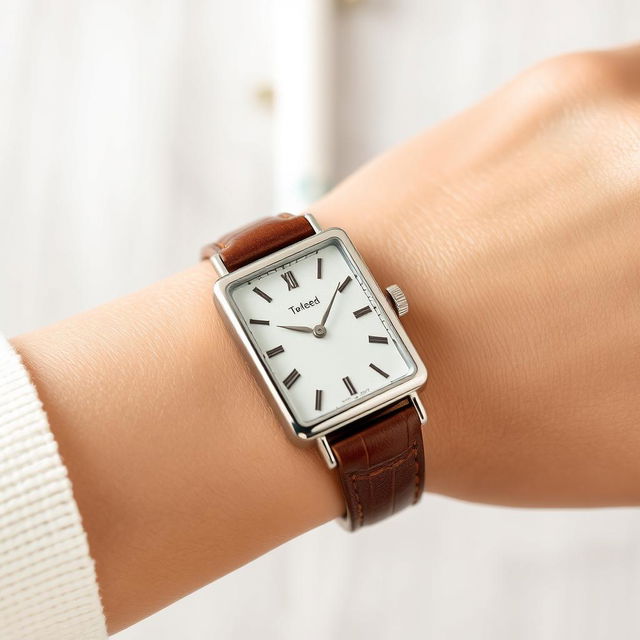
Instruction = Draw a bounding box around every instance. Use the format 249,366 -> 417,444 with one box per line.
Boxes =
309,195 -> 476,501
11,260 -> 343,632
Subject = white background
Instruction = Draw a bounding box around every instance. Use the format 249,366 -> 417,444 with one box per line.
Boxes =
1,2 -> 639,639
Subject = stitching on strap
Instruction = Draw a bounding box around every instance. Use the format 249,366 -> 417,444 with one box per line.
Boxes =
350,473 -> 364,528
351,442 -> 418,480
348,440 -> 419,526
412,438 -> 420,503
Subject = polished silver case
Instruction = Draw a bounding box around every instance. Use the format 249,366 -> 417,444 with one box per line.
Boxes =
212,216 -> 428,461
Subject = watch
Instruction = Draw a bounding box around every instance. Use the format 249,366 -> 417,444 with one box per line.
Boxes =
202,213 -> 428,530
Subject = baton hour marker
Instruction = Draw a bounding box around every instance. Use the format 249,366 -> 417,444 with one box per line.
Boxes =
342,376 -> 357,396
338,276 -> 352,292
283,369 -> 301,389
317,258 -> 323,279
368,335 -> 388,344
253,287 -> 272,303
315,389 -> 323,411
369,363 -> 389,378
353,305 -> 372,319
266,345 -> 285,358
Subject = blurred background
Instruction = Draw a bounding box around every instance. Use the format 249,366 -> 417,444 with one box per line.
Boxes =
2,1 -> 640,638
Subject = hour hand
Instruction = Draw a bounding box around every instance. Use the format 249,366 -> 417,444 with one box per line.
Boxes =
277,324 -> 314,333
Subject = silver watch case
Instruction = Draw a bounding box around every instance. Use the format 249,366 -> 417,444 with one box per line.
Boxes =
212,218 -> 428,447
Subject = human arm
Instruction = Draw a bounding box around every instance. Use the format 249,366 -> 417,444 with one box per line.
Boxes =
9,45 -> 640,632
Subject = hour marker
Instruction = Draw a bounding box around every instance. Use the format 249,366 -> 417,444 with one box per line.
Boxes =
315,389 -> 323,411
249,319 -> 270,326
281,270 -> 299,290
338,276 -> 352,292
369,363 -> 389,378
316,257 -> 323,279
342,376 -> 357,396
353,305 -> 372,319
266,345 -> 285,358
368,335 -> 388,344
283,368 -> 301,389
253,287 -> 272,303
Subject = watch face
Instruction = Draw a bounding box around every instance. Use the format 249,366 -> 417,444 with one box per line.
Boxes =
226,237 -> 417,429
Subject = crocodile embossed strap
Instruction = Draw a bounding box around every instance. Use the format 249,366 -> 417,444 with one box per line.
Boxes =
203,214 -> 425,530
327,397 -> 424,530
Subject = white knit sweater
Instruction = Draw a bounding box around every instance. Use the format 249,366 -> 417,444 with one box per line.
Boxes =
0,335 -> 107,638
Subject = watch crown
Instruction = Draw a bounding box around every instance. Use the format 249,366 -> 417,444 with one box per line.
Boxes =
385,284 -> 409,317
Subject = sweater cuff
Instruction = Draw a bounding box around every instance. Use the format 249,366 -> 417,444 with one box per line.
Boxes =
0,335 -> 107,639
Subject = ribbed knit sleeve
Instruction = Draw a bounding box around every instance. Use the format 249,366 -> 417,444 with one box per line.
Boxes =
0,335 -> 107,639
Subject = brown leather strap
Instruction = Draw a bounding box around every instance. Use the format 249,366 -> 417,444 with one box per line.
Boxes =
204,214 -> 425,530
327,398 -> 425,530
201,213 -> 315,272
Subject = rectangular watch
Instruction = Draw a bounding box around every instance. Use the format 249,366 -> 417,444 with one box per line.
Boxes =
202,213 -> 428,530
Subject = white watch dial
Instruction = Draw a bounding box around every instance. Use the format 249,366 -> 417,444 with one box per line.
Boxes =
229,240 -> 415,426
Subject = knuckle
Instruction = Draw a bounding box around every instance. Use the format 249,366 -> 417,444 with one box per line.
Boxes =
540,51 -> 615,86
511,51 -> 635,107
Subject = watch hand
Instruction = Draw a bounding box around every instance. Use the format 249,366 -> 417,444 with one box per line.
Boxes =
319,282 -> 341,328
276,325 -> 314,333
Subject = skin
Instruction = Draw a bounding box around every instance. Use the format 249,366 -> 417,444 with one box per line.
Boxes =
9,44 -> 640,632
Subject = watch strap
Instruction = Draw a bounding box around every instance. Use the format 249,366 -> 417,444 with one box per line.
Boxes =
203,214 -> 425,531
201,212 -> 316,272
327,397 -> 425,530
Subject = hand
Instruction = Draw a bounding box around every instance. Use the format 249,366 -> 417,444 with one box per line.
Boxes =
276,325 -> 314,333
319,282 -> 341,328
312,45 -> 640,508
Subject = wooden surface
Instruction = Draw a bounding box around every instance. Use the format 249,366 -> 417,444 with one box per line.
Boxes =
1,2 -> 639,638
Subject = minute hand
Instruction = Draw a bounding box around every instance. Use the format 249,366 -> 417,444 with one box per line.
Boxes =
319,282 -> 341,328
